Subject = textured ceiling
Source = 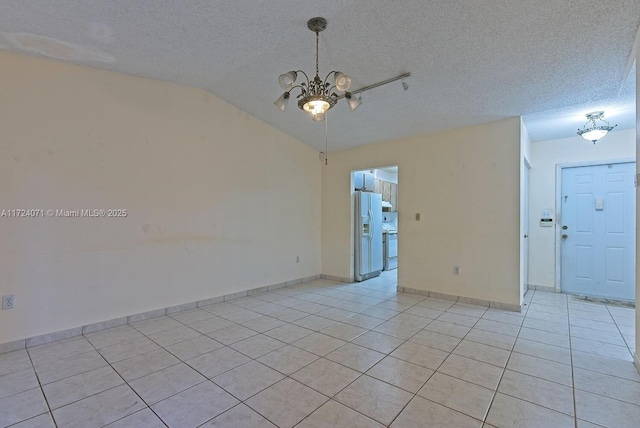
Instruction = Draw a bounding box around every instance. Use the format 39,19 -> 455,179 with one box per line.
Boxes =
1,1 -> 639,151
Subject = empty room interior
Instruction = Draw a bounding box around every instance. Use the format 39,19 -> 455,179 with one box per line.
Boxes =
1,2 -> 640,427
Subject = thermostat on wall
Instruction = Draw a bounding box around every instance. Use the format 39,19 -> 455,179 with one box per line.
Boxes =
540,209 -> 553,227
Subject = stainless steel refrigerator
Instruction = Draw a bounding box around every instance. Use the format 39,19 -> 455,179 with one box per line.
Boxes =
355,191 -> 383,281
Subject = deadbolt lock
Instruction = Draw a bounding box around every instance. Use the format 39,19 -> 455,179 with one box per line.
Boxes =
562,225 -> 568,230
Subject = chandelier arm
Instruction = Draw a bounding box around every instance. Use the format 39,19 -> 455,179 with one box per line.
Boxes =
294,69 -> 311,86
322,71 -> 339,85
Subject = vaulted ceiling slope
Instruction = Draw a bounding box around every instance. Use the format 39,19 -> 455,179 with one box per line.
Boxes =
1,1 -> 639,151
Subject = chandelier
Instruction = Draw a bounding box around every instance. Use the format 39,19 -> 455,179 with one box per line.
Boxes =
577,112 -> 617,144
274,17 -> 410,121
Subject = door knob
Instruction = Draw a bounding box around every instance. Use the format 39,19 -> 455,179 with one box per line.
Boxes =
562,234 -> 568,239
562,225 -> 568,230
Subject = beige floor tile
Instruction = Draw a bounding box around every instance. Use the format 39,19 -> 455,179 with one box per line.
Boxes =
0,388 -> 49,427
390,341 -> 449,370
418,372 -> 494,420
447,303 -> 488,318
506,352 -> 572,386
373,320 -> 422,340
186,346 -> 251,378
292,315 -> 337,331
482,309 -> 524,326
28,337 -> 95,367
168,308 -> 214,324
390,395 -> 482,428
0,367 -> 39,400
512,337 -> 571,365
404,305 -> 443,320
474,319 -> 521,336
10,412 -> 57,428
517,326 -> 571,348
334,375 -> 413,426
0,349 -> 32,376
325,343 -> 385,372
498,369 -> 574,416
229,334 -> 286,359
291,358 -> 360,397
320,322 -> 368,341
360,306 -> 400,320
206,324 -> 258,345
438,354 -> 504,390
297,399 -> 385,428
131,316 -> 183,335
464,328 -> 516,350
486,393 -> 574,428
575,389 -> 640,428
239,315 -> 286,333
104,408 -> 165,428
389,313 -> 432,328
452,339 -> 510,367
570,337 -> 634,361
409,329 -> 461,352
571,351 -> 640,382
203,404 -> 276,428
366,356 -> 434,393
34,350 -> 108,385
164,335 -> 224,361
342,313 -> 385,329
52,384 -> 145,428
129,362 -> 206,405
221,308 -> 264,323
292,332 -> 347,356
437,311 -> 479,327
96,336 -> 160,364
264,324 -> 314,343
257,345 -> 319,375
246,378 -> 328,428
43,366 -> 124,409
212,361 -> 284,400
85,326 -> 145,349
188,317 -> 236,334
152,381 -> 239,427
146,325 -> 202,347
573,367 -> 640,405
111,348 -> 179,382
352,330 -> 405,354
423,320 -> 471,338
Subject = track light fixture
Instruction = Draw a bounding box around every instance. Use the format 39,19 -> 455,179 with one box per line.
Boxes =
577,111 -> 617,144
274,17 -> 410,121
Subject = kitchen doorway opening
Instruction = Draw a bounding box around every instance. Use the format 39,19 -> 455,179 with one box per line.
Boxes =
351,166 -> 398,285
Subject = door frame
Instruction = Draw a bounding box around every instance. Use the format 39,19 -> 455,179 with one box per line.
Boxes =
555,158 -> 636,292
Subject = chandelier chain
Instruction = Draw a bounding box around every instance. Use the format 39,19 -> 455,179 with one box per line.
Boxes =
315,30 -> 319,77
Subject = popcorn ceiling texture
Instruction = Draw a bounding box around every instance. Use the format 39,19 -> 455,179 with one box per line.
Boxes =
0,0 -> 638,149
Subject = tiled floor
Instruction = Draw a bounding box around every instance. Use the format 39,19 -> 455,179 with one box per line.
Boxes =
1,271 -> 638,427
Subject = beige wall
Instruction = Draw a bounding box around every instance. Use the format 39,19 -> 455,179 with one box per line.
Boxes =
528,129 -> 635,291
0,52 -> 321,343
322,117 -> 522,307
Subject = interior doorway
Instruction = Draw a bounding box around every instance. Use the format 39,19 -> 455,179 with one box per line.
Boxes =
558,160 -> 636,301
351,166 -> 399,283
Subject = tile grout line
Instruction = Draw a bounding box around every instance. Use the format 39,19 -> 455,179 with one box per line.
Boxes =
23,346 -> 58,428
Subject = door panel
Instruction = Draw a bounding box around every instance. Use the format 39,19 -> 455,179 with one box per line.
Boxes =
561,162 -> 635,301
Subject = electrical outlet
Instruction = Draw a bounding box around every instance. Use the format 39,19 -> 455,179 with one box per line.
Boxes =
2,295 -> 14,310
296,256 -> 300,263
415,213 -> 421,221
454,266 -> 461,276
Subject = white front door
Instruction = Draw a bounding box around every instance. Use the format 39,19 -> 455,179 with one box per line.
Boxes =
561,162 -> 636,301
